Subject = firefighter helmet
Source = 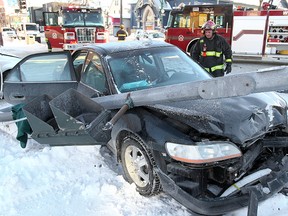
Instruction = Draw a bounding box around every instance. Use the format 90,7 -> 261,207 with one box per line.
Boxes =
120,24 -> 125,29
202,20 -> 216,31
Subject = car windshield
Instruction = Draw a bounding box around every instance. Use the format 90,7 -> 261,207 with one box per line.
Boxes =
26,24 -> 38,31
108,46 -> 211,93
63,11 -> 104,27
2,28 -> 13,32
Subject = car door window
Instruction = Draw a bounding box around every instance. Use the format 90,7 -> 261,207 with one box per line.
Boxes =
81,52 -> 108,95
6,53 -> 72,82
73,51 -> 88,80
3,52 -> 78,105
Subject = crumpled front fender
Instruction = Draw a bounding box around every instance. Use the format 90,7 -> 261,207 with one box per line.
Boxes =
156,155 -> 288,215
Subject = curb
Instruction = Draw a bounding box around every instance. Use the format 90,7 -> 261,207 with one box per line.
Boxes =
233,54 -> 288,65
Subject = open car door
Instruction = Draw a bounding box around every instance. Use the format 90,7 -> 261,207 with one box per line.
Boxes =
3,51 -> 111,146
3,52 -> 78,105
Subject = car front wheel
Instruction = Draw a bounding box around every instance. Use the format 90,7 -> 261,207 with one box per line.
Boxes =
121,135 -> 162,196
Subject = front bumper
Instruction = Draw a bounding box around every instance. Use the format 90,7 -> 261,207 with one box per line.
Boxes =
63,40 -> 107,50
63,43 -> 90,51
156,155 -> 288,215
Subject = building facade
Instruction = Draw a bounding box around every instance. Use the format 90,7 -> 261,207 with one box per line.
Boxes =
0,0 -> 6,29
106,0 -> 132,36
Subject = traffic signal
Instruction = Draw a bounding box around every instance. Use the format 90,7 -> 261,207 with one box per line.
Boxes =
18,0 -> 27,10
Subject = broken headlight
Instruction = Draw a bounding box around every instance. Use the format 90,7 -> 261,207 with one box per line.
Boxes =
165,141 -> 242,164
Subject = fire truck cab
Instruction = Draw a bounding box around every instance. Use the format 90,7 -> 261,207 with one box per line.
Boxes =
165,3 -> 288,59
165,4 -> 233,54
44,5 -> 108,51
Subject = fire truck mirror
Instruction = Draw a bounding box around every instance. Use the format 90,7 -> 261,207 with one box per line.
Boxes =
58,17 -> 63,26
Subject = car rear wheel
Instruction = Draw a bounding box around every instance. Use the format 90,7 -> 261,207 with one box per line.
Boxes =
121,135 -> 162,196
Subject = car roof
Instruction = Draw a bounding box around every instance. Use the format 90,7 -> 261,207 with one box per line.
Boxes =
77,40 -> 174,56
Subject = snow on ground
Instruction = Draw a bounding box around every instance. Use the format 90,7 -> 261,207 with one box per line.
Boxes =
0,38 -> 288,216
0,108 -> 288,216
0,36 -> 48,58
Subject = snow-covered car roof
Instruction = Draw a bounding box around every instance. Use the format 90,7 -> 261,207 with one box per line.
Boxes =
0,53 -> 21,74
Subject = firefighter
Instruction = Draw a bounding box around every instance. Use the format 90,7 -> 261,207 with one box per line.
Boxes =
116,24 -> 128,41
191,20 -> 232,77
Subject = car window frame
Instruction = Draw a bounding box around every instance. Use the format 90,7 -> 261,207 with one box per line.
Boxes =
3,51 -> 78,105
79,51 -> 110,96
72,50 -> 89,81
5,51 -> 76,83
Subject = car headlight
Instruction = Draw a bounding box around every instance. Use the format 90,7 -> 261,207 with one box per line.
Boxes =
165,141 -> 242,164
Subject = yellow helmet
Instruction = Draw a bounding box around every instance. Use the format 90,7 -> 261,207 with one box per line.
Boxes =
120,24 -> 125,29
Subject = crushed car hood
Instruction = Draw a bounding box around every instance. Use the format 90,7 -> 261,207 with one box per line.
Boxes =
148,92 -> 288,145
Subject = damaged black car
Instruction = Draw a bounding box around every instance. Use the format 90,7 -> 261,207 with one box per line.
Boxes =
0,40 -> 287,215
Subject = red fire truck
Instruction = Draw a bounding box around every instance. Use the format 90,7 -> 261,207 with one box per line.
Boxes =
165,3 -> 288,58
43,5 -> 108,51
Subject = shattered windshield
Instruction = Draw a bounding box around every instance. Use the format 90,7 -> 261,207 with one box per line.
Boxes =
63,10 -> 104,27
108,47 -> 211,93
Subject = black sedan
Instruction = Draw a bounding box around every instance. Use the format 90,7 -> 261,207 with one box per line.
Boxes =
1,40 -> 288,215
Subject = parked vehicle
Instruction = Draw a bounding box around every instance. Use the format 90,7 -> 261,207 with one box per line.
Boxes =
43,5 -> 108,51
0,53 -> 21,98
1,41 -> 288,215
135,29 -> 147,40
1,27 -> 17,39
16,23 -> 41,40
135,30 -> 165,41
165,3 -> 288,60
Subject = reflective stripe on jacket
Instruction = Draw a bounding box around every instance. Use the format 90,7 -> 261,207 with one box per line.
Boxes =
204,64 -> 225,72
116,29 -> 128,41
191,34 -> 232,77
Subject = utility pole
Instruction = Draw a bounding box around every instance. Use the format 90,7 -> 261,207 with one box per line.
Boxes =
120,0 -> 123,25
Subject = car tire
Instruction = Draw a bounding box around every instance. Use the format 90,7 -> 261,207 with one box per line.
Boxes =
120,135 -> 162,197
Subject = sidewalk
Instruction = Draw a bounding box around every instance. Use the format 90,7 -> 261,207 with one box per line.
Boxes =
0,38 -> 48,58
233,53 -> 288,65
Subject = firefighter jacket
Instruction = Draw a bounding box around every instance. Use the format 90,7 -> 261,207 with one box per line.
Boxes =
116,29 -> 128,41
191,34 -> 232,77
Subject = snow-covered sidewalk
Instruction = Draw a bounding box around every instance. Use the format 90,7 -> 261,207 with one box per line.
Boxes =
0,37 -> 48,58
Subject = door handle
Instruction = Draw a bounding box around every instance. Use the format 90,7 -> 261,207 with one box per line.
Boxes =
11,95 -> 25,99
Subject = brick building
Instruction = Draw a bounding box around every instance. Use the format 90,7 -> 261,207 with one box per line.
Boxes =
0,0 -> 6,29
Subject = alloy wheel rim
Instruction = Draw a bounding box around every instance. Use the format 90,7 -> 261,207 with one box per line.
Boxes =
124,145 -> 149,187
